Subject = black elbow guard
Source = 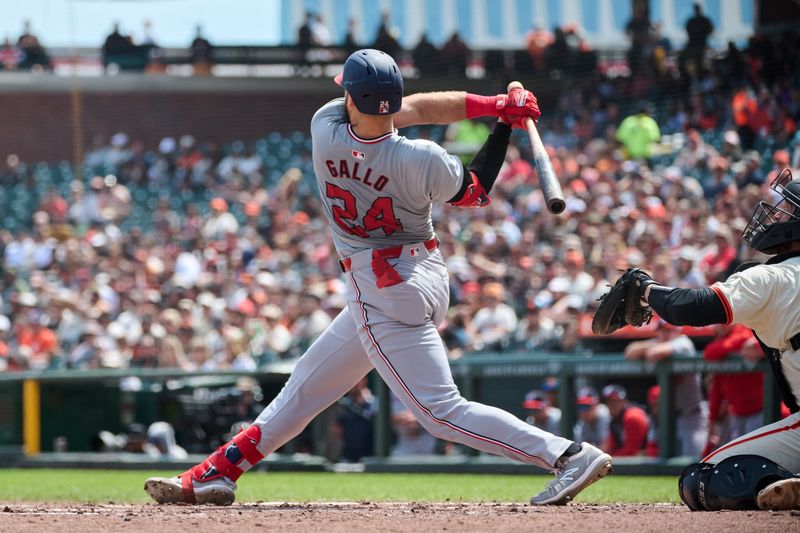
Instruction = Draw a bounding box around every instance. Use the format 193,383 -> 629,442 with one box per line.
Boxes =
648,286 -> 728,326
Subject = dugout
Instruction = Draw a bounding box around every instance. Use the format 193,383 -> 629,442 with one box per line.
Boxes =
0,353 -> 780,474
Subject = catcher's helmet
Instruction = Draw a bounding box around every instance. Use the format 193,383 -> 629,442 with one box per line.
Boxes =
742,168 -> 800,254
334,49 -> 403,115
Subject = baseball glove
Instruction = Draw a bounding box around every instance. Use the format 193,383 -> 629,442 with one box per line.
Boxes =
591,268 -> 656,335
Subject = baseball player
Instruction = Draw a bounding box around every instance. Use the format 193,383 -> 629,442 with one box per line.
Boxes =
623,320 -> 708,458
602,169 -> 800,510
144,49 -> 612,506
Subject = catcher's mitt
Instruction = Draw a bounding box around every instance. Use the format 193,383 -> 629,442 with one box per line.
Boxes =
591,268 -> 656,335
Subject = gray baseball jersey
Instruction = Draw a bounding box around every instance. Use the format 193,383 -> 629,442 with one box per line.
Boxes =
310,98 -> 463,256
250,97 -> 575,473
703,256 -> 800,471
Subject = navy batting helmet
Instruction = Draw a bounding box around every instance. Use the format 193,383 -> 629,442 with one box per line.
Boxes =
742,168 -> 800,254
334,49 -> 403,115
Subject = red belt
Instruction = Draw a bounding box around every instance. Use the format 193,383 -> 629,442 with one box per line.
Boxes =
339,237 -> 439,288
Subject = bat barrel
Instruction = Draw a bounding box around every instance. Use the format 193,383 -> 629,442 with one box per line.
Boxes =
525,118 -> 565,215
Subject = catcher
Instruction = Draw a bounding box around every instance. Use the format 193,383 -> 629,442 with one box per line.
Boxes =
593,169 -> 800,511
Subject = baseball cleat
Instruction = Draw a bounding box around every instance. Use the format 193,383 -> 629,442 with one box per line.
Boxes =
530,443 -> 612,505
144,473 -> 236,506
757,478 -> 800,511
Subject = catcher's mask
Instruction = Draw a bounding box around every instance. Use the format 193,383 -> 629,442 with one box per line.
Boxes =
742,168 -> 800,254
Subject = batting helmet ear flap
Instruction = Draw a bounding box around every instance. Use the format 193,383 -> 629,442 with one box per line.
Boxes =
679,462 -> 713,511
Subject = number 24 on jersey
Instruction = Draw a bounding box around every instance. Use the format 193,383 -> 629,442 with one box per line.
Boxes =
325,182 -> 403,238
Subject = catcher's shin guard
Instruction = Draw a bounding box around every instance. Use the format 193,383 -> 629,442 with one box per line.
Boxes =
182,425 -> 264,499
679,455 -> 796,511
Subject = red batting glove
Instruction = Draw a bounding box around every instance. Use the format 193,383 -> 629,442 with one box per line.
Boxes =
499,88 -> 540,129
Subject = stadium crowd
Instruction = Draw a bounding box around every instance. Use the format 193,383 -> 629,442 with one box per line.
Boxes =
1,27 -> 798,374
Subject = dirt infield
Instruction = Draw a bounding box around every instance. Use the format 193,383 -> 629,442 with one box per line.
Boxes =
1,502 -> 798,532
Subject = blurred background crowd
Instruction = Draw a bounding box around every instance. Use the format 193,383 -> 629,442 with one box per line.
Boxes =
1,17 -> 797,373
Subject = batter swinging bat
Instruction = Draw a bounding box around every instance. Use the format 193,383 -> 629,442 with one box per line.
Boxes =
507,81 -> 565,215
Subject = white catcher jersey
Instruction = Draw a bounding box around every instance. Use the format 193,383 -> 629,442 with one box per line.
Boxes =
712,255 -> 800,404
310,98 -> 464,257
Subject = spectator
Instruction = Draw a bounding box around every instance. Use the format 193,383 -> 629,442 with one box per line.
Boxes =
310,13 -> 332,46
372,11 -> 400,59
703,324 -> 764,454
297,12 -> 313,50
624,1 -> 654,75
0,316 -> 11,371
440,32 -> 470,77
68,322 -> 109,369
470,282 -> 518,351
16,19 -> 50,70
0,37 -> 21,70
259,304 -> 292,359
699,226 -> 736,284
616,103 -> 661,160
513,301 -> 556,351
522,390 -> 561,436
290,292 -> 332,351
342,18 -> 359,55
675,246 -> 706,288
702,156 -> 734,201
15,296 -> 59,370
624,320 -> 707,457
573,387 -> 611,448
602,384 -> 650,456
682,2 -> 714,74
334,377 -> 376,462
202,197 -> 239,240
524,19 -> 553,72
102,22 -> 134,68
190,25 -> 213,66
411,33 -> 438,76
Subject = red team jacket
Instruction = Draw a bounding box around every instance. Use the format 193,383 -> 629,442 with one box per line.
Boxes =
703,324 -> 763,421
604,405 -> 650,456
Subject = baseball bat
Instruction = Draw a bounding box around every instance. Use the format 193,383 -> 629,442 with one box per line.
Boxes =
507,81 -> 565,215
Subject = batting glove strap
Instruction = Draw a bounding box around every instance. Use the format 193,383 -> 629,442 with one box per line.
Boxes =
465,93 -> 506,118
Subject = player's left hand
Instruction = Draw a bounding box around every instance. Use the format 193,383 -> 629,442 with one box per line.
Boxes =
591,268 -> 657,335
498,88 -> 540,128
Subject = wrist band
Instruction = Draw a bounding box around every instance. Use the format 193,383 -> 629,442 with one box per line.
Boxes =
465,94 -> 502,119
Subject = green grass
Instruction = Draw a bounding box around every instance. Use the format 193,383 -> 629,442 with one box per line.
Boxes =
0,470 -> 680,504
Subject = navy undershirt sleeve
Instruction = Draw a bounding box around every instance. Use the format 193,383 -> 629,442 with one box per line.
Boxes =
648,285 -> 728,326
448,122 -> 511,202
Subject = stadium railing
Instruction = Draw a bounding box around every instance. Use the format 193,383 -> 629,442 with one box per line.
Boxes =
0,354 -> 776,466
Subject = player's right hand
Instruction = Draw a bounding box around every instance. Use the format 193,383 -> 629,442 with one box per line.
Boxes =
497,88 -> 541,128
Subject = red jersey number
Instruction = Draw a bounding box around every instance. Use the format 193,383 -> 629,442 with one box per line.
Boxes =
325,182 -> 402,238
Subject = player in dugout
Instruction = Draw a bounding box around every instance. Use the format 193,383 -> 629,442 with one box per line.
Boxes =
593,169 -> 800,511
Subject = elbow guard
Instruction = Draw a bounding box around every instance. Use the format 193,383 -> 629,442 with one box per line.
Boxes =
449,171 -> 490,208
648,286 -> 728,326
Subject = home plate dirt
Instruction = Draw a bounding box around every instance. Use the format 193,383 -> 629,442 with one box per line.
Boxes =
0,502 -> 797,532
